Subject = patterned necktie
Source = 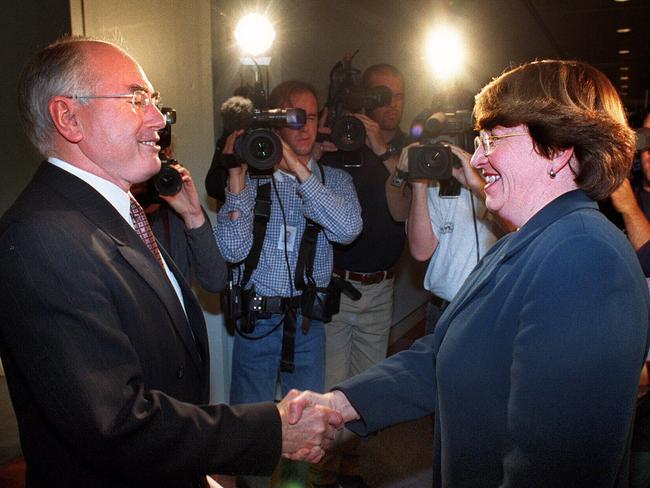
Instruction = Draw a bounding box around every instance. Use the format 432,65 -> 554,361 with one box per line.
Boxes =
129,196 -> 165,269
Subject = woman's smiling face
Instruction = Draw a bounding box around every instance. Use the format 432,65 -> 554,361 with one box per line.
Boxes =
471,124 -> 553,228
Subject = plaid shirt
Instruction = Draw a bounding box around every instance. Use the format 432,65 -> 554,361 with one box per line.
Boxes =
214,162 -> 362,297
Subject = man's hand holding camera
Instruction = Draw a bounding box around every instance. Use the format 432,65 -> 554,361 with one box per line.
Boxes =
277,138 -> 312,182
396,142 -> 483,193
354,113 -> 389,158
160,163 -> 206,229
223,129 -> 247,195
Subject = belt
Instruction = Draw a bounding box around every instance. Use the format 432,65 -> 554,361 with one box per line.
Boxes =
333,267 -> 395,285
429,294 -> 449,310
248,293 -> 302,314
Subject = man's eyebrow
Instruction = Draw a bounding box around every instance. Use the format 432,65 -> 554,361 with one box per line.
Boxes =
128,84 -> 149,93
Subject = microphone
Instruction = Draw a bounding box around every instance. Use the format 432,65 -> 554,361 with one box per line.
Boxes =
220,96 -> 255,132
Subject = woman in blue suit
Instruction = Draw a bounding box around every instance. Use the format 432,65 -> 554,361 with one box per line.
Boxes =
289,60 -> 650,487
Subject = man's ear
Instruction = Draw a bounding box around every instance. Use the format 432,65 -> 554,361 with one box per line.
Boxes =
48,97 -> 83,144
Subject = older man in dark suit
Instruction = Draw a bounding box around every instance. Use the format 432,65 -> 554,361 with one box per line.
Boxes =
0,36 -> 340,488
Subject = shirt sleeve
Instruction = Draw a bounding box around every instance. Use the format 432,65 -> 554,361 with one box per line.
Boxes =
214,181 -> 256,263
184,213 -> 228,293
297,168 -> 362,245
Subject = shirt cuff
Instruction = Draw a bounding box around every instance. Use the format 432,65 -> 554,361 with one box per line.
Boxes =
297,173 -> 320,200
223,184 -> 254,215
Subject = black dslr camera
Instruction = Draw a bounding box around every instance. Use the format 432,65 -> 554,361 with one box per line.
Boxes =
323,52 -> 392,151
134,108 -> 182,208
151,107 -> 183,196
220,96 -> 306,177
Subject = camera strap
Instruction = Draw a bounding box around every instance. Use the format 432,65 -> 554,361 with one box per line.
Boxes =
280,307 -> 297,373
294,163 -> 325,293
240,179 -> 272,289
237,164 -> 326,373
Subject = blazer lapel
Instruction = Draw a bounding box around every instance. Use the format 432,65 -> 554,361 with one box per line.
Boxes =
436,190 -> 599,335
159,244 -> 209,370
35,163 -> 205,373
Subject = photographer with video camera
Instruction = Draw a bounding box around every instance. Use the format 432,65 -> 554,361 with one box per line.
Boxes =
398,110 -> 501,333
313,63 -> 410,488
213,80 -> 362,409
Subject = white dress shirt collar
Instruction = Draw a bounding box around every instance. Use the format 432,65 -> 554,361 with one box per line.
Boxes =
48,157 -> 133,225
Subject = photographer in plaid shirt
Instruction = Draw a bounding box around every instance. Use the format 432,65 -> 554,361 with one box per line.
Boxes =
214,80 -> 362,407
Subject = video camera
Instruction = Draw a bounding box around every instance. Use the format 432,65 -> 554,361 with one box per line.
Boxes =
323,52 -> 392,151
401,109 -> 473,180
220,96 -> 306,177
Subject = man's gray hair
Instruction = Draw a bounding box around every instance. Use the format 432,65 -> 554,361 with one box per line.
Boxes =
18,36 -> 98,156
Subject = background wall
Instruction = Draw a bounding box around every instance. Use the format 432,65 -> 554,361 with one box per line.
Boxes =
1,2 -> 71,223
0,0 -> 71,462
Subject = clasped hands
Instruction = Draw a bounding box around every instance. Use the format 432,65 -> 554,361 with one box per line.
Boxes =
276,389 -> 360,463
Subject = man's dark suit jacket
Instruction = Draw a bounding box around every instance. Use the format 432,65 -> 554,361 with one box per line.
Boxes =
0,162 -> 281,488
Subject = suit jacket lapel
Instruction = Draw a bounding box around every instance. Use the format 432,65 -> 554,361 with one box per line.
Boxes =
159,244 -> 209,371
35,162 -> 205,373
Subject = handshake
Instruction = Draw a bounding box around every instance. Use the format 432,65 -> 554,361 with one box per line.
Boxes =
276,389 -> 359,463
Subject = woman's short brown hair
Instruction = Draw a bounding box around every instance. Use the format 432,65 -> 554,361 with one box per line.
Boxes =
473,60 -> 635,200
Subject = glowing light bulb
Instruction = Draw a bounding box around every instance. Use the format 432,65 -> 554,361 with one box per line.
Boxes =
235,13 -> 275,56
425,25 -> 465,82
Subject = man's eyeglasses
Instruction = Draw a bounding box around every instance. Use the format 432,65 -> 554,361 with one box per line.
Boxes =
474,130 -> 527,156
67,90 -> 161,112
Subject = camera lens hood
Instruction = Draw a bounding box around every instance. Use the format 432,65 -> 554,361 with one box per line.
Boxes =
153,161 -> 183,196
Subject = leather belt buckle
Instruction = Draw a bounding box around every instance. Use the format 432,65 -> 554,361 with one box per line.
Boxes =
333,267 -> 394,285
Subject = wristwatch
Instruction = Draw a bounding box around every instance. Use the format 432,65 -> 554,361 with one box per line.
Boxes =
378,144 -> 398,161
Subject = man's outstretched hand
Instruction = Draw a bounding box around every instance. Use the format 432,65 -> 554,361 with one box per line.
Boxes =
276,390 -> 344,463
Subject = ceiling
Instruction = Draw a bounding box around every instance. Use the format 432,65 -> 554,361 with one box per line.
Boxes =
441,0 -> 650,123
524,0 -> 650,116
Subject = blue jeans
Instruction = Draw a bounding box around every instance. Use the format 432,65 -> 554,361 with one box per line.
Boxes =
230,313 -> 325,404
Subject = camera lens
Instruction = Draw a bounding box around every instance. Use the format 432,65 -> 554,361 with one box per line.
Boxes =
249,135 -> 275,161
152,162 -> 183,196
331,115 -> 366,151
407,144 -> 453,180
238,128 -> 282,171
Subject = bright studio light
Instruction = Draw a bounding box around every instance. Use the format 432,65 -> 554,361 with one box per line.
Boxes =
425,25 -> 465,81
235,13 -> 275,56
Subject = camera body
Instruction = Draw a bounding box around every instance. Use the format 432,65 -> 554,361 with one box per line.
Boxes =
407,143 -> 457,180
405,110 -> 474,182
137,107 -> 183,204
235,108 -> 306,177
329,86 -> 392,151
324,54 -> 391,151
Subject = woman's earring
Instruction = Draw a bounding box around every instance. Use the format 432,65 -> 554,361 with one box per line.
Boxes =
549,169 -> 557,179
